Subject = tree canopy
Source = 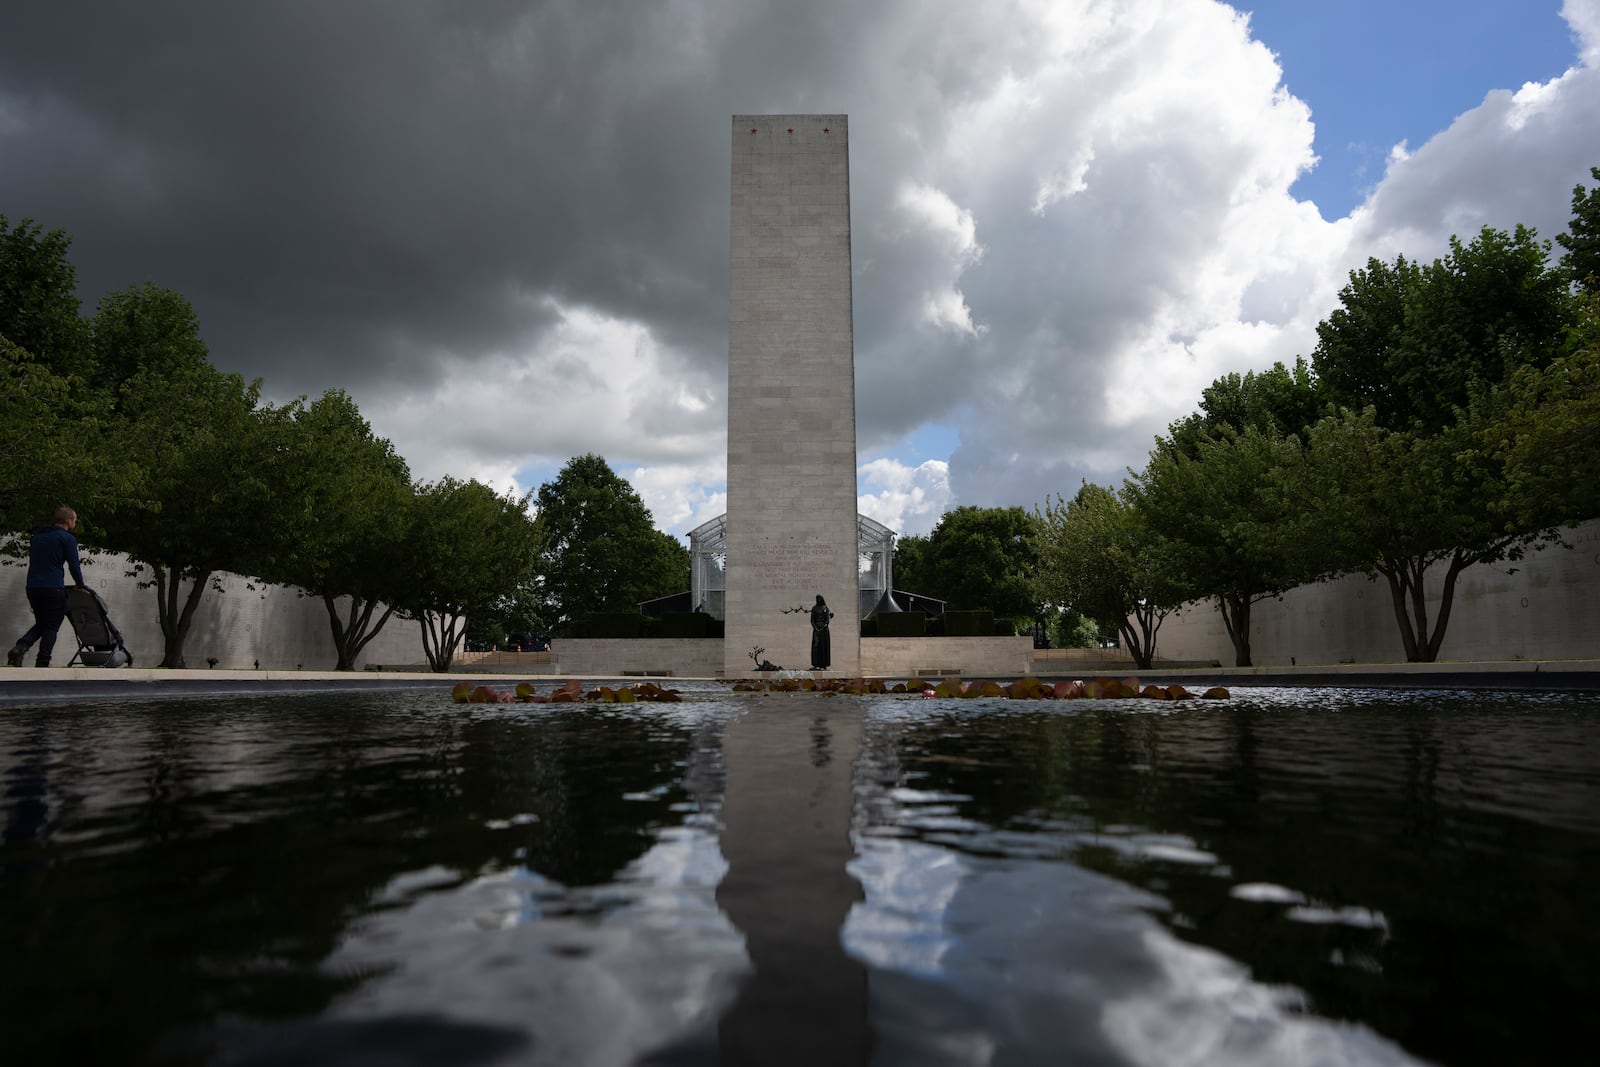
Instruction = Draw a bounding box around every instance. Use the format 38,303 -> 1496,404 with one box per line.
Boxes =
1557,166 -> 1600,293
535,454 -> 687,633
97,360 -> 273,667
255,390 -> 415,669
1132,425 -> 1312,666
1167,357 -> 1322,455
0,214 -> 90,378
1477,293 -> 1600,531
895,506 -> 1040,622
0,219 -> 129,536
1302,402 -> 1561,661
1035,482 -> 1189,668
1,337 -> 127,538
399,477 -> 541,671
1313,225 -> 1569,431
90,282 -> 212,393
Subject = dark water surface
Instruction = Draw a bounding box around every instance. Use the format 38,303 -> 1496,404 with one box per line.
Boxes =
2,686 -> 1597,1065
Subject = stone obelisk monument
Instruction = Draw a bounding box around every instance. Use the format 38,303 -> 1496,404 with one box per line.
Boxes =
724,114 -> 860,676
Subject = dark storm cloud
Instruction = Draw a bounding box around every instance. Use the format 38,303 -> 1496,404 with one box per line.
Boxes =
0,0 -> 1006,455
1,1 -> 799,395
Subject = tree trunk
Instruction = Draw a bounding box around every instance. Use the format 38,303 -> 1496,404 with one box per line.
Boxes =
1118,619 -> 1152,670
420,613 -> 462,672
323,593 -> 398,670
1377,560 -> 1421,662
1423,551 -> 1472,662
1217,594 -> 1252,667
154,564 -> 212,669
1378,551 -> 1471,663
1119,602 -> 1163,670
420,617 -> 439,672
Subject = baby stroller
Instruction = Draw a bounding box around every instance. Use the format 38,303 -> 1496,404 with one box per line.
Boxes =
64,586 -> 134,667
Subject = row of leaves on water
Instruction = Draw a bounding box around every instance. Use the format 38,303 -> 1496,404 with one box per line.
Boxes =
450,676 -> 1230,704
728,675 -> 1230,700
450,679 -> 684,704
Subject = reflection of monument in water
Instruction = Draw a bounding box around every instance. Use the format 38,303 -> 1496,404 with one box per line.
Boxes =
711,702 -> 871,1059
690,115 -> 887,676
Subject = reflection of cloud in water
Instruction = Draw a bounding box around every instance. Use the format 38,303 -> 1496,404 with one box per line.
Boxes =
1285,905 -> 1390,932
1095,833 -> 1219,867
1230,882 -> 1306,905
846,838 -> 1423,1066
319,831 -> 747,1066
1228,878 -> 1391,935
843,841 -> 967,977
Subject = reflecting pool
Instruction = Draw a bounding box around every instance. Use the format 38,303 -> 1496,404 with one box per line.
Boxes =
2,685 -> 1596,1065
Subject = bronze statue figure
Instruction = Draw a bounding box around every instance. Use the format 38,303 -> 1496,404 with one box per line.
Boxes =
810,594 -> 833,671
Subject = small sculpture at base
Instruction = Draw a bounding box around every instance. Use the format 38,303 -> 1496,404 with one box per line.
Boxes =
810,594 -> 833,671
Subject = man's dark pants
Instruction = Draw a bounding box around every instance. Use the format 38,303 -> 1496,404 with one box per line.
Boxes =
19,587 -> 69,666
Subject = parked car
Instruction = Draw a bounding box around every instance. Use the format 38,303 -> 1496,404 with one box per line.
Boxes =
505,632 -> 548,652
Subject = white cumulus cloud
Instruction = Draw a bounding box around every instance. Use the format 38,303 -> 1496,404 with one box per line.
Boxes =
858,458 -> 955,537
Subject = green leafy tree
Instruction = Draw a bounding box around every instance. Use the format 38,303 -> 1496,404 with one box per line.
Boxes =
78,283 -> 275,668
1557,165 -> 1600,293
1,340 -> 74,530
398,478 -> 542,671
1313,226 -> 1570,431
90,282 -> 212,392
905,506 -> 1041,621
258,390 -> 414,670
1305,221 -> 1573,661
1476,292 -> 1600,529
1050,609 -> 1106,649
1167,358 -> 1323,455
0,218 -> 118,539
97,362 -> 274,667
1,337 -> 131,539
890,533 -> 932,598
1303,406 -> 1560,662
534,455 -> 687,634
1133,425 -> 1313,667
1308,253 -> 1418,426
464,578 -> 550,651
1036,482 -> 1191,669
0,215 -> 91,378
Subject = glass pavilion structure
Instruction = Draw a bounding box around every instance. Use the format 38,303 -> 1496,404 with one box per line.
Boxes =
688,513 -> 899,622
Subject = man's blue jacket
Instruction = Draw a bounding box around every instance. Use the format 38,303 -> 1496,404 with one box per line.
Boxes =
26,524 -> 85,588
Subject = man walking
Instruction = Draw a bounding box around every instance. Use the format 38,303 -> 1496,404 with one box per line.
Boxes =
7,506 -> 86,668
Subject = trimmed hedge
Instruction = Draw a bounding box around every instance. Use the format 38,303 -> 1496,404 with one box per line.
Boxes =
875,611 -> 928,638
577,611 -> 723,638
942,609 -> 994,637
859,610 -> 1023,638
584,612 -> 643,638
661,611 -> 712,638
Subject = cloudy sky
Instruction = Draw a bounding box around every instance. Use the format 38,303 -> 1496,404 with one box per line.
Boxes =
3,0 -> 1597,538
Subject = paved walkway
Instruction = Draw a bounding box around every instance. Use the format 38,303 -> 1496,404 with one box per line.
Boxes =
1151,658 -> 1600,690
